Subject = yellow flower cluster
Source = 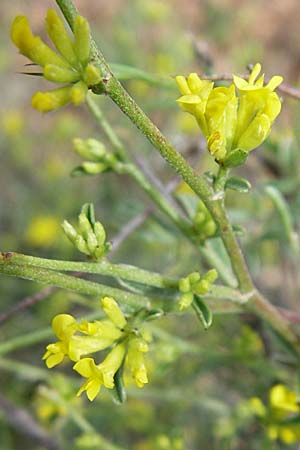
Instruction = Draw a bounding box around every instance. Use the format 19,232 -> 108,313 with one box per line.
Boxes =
176,64 -> 283,166
250,384 -> 300,444
11,10 -> 101,112
43,297 -> 150,401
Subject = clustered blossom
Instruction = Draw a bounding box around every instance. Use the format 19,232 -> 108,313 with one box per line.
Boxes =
250,384 -> 300,444
43,297 -> 150,401
176,63 -> 283,167
11,10 -> 101,112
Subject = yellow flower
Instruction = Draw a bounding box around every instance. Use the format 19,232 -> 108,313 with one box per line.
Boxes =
11,10 -> 101,112
74,343 -> 126,401
100,297 -> 127,329
44,297 -> 151,401
270,384 -> 299,413
233,63 -> 283,153
127,338 -> 149,388
25,215 -> 60,247
73,358 -> 104,401
43,314 -> 77,368
176,63 -> 283,166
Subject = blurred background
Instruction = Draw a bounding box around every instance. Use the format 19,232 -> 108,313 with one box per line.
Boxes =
1,1 -> 300,449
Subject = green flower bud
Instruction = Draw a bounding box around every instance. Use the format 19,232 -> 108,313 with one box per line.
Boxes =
204,269 -> 218,284
62,220 -> 78,242
75,235 -> 89,254
193,279 -> 210,295
189,272 -> 201,284
179,276 -> 190,293
94,221 -> 106,246
86,232 -> 98,254
81,162 -> 108,175
179,292 -> 194,310
78,212 -> 93,239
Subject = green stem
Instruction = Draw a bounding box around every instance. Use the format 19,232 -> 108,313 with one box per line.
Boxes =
0,251 -> 246,301
213,166 -> 229,198
86,94 -> 126,160
0,329 -> 52,356
87,96 -> 192,236
1,252 -> 177,288
87,96 -> 238,286
0,262 -> 155,308
124,163 -> 192,235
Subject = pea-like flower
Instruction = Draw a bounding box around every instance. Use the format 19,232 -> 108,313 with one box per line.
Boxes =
74,343 -> 126,401
249,384 -> 300,445
176,63 -> 283,167
43,296 -> 151,401
43,314 -> 77,368
11,10 -> 101,112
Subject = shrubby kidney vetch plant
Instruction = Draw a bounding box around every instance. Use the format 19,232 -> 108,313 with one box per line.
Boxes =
1,1 -> 300,448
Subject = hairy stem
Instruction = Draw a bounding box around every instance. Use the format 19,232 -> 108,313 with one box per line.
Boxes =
0,261 -> 155,308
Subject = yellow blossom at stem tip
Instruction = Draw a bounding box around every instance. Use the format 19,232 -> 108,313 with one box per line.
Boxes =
176,64 -> 283,166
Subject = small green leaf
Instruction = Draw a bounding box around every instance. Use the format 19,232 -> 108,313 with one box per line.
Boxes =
192,295 -> 213,330
112,363 -> 127,404
225,176 -> 251,193
145,309 -> 164,321
265,185 -> 299,252
223,148 -> 248,168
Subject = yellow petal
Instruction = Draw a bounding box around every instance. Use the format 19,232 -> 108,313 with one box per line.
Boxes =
86,379 -> 101,401
238,113 -> 270,151
175,75 -> 191,95
266,75 -> 283,91
248,63 -> 262,85
45,352 -> 64,368
187,73 -> 203,94
101,297 -> 127,329
69,335 -> 114,361
51,314 -> 76,340
70,81 -> 88,105
73,357 -> 95,377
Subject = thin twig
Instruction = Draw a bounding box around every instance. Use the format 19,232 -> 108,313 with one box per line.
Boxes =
0,394 -> 60,450
0,286 -> 56,324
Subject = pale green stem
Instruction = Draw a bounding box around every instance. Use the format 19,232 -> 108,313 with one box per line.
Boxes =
86,96 -> 237,286
0,262 -> 155,308
0,251 -> 244,303
2,252 -> 177,288
86,94 -> 126,161
213,166 -> 229,198
0,329 -> 52,356
87,96 -> 192,237
42,389 -> 129,450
